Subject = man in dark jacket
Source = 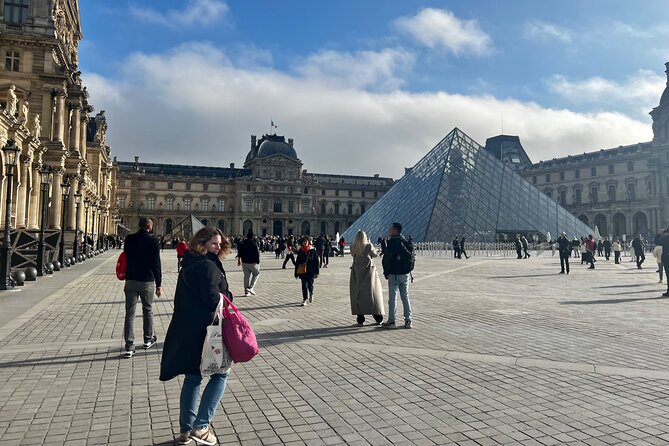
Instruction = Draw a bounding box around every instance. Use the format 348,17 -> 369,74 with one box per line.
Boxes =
236,231 -> 261,296
381,222 -> 413,329
557,232 -> 571,274
315,234 -> 326,267
603,237 -> 612,260
123,217 -> 162,357
658,228 -> 669,297
514,235 -> 523,259
632,235 -> 645,269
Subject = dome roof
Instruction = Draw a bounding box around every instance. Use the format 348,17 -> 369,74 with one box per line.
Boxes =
257,135 -> 298,159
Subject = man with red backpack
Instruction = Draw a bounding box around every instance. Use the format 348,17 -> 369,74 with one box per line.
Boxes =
381,222 -> 414,329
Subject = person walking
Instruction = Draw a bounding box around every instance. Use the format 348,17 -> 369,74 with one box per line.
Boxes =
315,234 -> 326,267
176,238 -> 188,271
521,235 -> 531,259
282,237 -> 297,269
122,217 -> 162,358
459,237 -> 469,259
452,237 -> 460,259
653,243 -> 663,283
349,230 -> 385,325
514,235 -> 523,259
236,231 -> 260,296
571,237 -> 580,258
381,222 -> 413,329
603,237 -> 612,261
323,236 -> 332,268
613,239 -> 622,264
557,232 -> 571,275
295,237 -> 319,306
160,227 -> 233,446
632,235 -> 645,269
338,237 -> 346,257
585,235 -> 597,269
658,228 -> 669,296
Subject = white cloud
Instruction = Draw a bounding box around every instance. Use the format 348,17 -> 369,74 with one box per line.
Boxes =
394,8 -> 492,56
85,43 -> 653,179
523,20 -> 572,43
295,48 -> 415,91
547,69 -> 665,115
130,0 -> 228,28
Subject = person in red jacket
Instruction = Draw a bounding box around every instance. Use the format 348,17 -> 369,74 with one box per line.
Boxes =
176,238 -> 188,270
584,235 -> 597,270
338,237 -> 346,257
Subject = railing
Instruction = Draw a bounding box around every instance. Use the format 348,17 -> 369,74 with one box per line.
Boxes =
410,241 -> 639,258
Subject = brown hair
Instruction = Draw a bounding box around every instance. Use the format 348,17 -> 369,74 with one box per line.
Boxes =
188,227 -> 232,259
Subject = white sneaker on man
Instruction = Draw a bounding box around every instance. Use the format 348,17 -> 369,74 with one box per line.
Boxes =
248,288 -> 256,296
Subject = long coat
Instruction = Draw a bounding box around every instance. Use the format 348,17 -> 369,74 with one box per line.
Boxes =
350,243 -> 385,316
160,251 -> 232,381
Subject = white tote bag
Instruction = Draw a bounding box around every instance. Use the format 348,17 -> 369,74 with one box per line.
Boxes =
200,297 -> 233,376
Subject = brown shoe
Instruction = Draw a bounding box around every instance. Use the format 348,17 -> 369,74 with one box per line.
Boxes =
191,426 -> 217,446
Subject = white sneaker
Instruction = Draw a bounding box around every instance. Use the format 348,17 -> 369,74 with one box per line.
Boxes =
301,300 -> 307,307
244,289 -> 250,297
248,288 -> 256,296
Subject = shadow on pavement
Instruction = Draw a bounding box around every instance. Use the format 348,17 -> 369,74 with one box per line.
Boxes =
560,296 -> 666,305
0,346 -> 162,368
256,324 -> 387,347
490,273 -> 559,279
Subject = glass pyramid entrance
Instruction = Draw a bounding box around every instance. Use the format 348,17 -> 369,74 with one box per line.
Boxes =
342,128 -> 592,243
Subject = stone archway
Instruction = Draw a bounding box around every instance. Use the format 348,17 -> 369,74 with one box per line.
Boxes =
578,214 -> 589,226
273,220 -> 283,236
612,213 -> 626,237
164,218 -> 173,235
594,214 -> 608,236
301,221 -> 310,236
633,211 -> 648,234
217,219 -> 225,232
243,219 -> 253,235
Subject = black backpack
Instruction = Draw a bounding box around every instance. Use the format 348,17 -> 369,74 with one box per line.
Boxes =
395,239 -> 415,275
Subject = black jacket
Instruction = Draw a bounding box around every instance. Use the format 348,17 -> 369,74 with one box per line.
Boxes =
632,237 -> 643,253
124,229 -> 162,286
237,238 -> 260,264
295,247 -> 319,279
557,236 -> 571,254
382,235 -> 409,277
160,251 -> 232,381
314,237 -> 326,251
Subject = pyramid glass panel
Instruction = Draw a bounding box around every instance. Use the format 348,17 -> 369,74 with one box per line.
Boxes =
342,128 -> 593,242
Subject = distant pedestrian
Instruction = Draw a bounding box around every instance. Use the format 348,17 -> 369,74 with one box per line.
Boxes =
597,240 -> 603,257
452,237 -> 460,258
632,235 -> 645,269
349,231 -> 385,326
323,236 -> 332,268
557,232 -> 570,275
236,231 -> 260,296
521,236 -> 531,259
282,238 -> 296,269
658,228 -> 669,296
159,227 -> 233,446
295,237 -> 319,306
613,239 -> 622,264
603,237 -> 612,261
381,222 -> 413,329
514,235 -> 523,259
122,217 -> 162,358
460,237 -> 469,259
585,235 -> 596,269
338,237 -> 346,257
315,234 -> 326,267
653,244 -> 663,283
571,237 -> 580,258
176,238 -> 188,270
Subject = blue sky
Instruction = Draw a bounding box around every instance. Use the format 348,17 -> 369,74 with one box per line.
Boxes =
79,1 -> 669,177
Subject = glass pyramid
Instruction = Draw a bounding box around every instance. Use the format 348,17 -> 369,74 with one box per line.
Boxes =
342,128 -> 592,242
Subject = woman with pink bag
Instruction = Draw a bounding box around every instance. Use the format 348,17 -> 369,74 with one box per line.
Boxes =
160,227 -> 234,446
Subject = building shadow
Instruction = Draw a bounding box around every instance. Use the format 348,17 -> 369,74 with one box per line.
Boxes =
560,296 -> 666,305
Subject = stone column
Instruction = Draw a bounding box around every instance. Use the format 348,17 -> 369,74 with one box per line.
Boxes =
79,116 -> 88,160
28,163 -> 40,229
53,93 -> 66,143
14,156 -> 29,228
49,168 -> 63,229
67,177 -> 79,230
69,103 -> 81,154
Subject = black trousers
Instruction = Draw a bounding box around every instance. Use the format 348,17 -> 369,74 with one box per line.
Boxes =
664,262 -> 669,291
636,251 -> 645,268
614,251 -> 620,264
282,253 -> 296,268
516,249 -> 522,259
560,252 -> 570,273
357,314 -> 383,324
604,249 -> 611,260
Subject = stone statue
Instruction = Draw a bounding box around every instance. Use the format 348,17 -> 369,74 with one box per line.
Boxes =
20,101 -> 29,125
94,110 -> 108,144
6,85 -> 17,117
32,114 -> 42,139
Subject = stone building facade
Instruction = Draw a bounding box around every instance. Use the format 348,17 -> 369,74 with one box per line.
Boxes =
0,1 -> 115,246
115,134 -> 394,237
497,61 -> 669,240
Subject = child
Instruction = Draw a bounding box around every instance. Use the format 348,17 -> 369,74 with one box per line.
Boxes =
295,237 -> 320,306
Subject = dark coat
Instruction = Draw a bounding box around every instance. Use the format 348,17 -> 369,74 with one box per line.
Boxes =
295,247 -> 320,279
159,251 -> 232,381
237,238 -> 260,264
557,236 -> 571,254
124,229 -> 162,286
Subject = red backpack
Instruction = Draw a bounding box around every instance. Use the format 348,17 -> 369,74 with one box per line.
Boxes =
116,252 -> 127,280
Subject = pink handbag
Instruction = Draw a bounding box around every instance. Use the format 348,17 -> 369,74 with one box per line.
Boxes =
221,293 -> 259,363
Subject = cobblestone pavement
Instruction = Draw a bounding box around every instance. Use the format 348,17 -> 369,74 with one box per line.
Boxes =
1,249 -> 669,445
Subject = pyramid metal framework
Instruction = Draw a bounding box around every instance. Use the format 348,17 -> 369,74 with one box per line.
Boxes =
342,128 -> 593,243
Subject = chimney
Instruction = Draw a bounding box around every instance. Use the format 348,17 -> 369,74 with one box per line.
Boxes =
230,163 -> 235,169
134,156 -> 139,163
251,135 -> 257,149
288,138 -> 294,147
133,156 -> 139,171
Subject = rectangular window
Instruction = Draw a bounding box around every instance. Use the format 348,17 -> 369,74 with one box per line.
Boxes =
166,198 -> 174,210
321,189 -> 326,196
575,169 -> 580,179
608,185 -> 616,202
203,183 -> 209,191
627,183 -> 636,200
374,192 -> 378,198
608,164 -> 615,174
559,190 -> 566,204
5,51 -> 19,71
244,198 -> 252,212
361,191 -> 365,198
334,203 -> 340,215
117,196 -> 126,209
545,174 -> 550,183
149,181 -> 155,189
303,187 -> 309,194
273,200 -> 282,213
185,183 -> 191,191
262,199 -> 268,213
288,200 -> 294,213
167,181 -> 173,190
201,198 -> 209,211
348,190 -> 352,197
347,203 -> 353,215
335,190 -> 339,197
217,199 -> 225,212
320,203 -> 326,214
532,176 -> 537,184
247,185 -> 251,192
4,0 -> 29,24
302,199 -> 310,213
184,198 -> 192,211
360,203 -> 366,214
147,197 -> 155,210
589,186 -> 598,203
559,171 -> 565,181
627,161 -> 634,172
575,189 -> 582,204
591,167 -> 596,177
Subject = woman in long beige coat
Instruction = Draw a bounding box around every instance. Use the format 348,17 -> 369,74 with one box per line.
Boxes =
350,230 -> 385,325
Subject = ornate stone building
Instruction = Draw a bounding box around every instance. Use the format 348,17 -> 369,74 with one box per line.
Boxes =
511,61 -> 669,239
115,134 -> 394,237
0,1 -> 115,247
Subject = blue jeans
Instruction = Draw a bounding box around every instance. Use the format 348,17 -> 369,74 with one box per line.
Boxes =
387,274 -> 412,323
180,373 -> 228,433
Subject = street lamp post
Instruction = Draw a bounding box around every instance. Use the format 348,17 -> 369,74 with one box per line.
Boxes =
36,166 -> 53,276
72,191 -> 82,264
0,141 -> 20,290
96,207 -> 102,250
83,198 -> 90,259
57,177 -> 71,266
90,203 -> 97,253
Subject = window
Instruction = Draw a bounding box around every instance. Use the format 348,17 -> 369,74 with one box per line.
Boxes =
147,197 -> 155,210
627,161 -> 634,172
348,190 -> 352,197
374,192 -> 378,198
532,176 -> 537,185
360,202 -> 366,214
185,183 -> 191,191
275,170 -> 282,180
545,174 -> 550,182
335,190 -> 339,197
608,185 -> 616,202
334,203 -> 340,215
5,51 -> 19,71
303,187 -> 309,194
608,164 -> 615,174
273,200 -> 282,213
201,198 -> 209,210
302,199 -> 310,213
321,189 -> 326,196
559,190 -> 566,204
627,183 -> 636,200
203,183 -> 209,192
590,167 -> 596,177
589,186 -> 598,203
574,189 -> 582,204
347,203 -> 353,215
575,169 -> 580,179
117,196 -> 126,208
320,203 -> 326,214
361,191 -> 366,198
244,198 -> 252,212
559,171 -> 565,181
288,201 -> 294,213
166,197 -> 174,210
119,179 -> 126,187
262,199 -> 268,212
167,181 -> 173,190
545,190 -> 552,199
246,185 -> 251,192
184,197 -> 192,211
4,0 -> 29,24
217,199 -> 225,212
149,181 -> 155,189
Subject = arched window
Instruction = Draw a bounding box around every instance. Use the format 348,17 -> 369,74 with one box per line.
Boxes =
218,220 -> 225,232
273,199 -> 282,213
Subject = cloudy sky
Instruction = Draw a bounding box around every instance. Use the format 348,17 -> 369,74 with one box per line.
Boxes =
80,0 -> 669,178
